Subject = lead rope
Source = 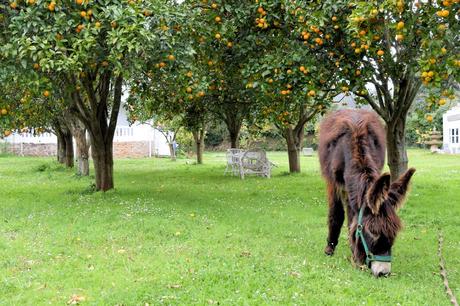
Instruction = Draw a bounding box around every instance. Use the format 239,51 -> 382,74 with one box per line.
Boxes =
438,231 -> 459,306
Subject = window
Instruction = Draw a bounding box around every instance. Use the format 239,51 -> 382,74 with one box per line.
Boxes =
451,128 -> 459,144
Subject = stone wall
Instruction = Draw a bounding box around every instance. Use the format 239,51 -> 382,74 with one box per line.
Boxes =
5,143 -> 57,156
3,141 -> 152,158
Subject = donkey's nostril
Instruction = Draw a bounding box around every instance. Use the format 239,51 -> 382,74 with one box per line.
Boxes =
371,261 -> 391,277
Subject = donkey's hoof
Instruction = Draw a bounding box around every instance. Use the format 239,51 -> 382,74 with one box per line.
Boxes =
324,245 -> 335,256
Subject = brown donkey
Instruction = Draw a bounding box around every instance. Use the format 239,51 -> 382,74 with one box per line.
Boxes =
318,109 -> 415,277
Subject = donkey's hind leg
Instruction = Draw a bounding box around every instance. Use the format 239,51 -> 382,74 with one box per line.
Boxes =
324,184 -> 345,256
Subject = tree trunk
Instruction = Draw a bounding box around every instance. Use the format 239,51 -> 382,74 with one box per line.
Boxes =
283,126 -> 304,173
56,132 -> 65,164
386,117 -> 408,179
168,143 -> 176,161
229,129 -> 240,149
224,115 -> 242,149
68,72 -> 123,191
55,123 -> 73,168
193,130 -> 204,164
74,127 -> 90,176
63,131 -> 74,168
91,138 -> 114,191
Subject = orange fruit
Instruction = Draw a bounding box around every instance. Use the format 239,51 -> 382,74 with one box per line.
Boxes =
43,90 -> 50,97
215,16 -> 221,22
80,11 -> 86,17
377,50 -> 384,56
168,54 -> 175,61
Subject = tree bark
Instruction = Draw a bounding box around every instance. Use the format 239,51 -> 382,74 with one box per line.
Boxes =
168,143 -> 177,161
91,138 -> 114,191
229,128 -> 240,149
55,123 -> 73,168
193,129 -> 205,164
283,126 -> 304,173
73,126 -> 90,176
386,117 -> 408,179
225,116 -> 242,149
56,132 -> 65,164
63,131 -> 74,168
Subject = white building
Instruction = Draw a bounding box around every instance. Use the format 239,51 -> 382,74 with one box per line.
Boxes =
442,103 -> 460,154
3,104 -> 171,158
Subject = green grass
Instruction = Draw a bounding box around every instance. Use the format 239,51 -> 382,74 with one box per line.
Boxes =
0,150 -> 459,305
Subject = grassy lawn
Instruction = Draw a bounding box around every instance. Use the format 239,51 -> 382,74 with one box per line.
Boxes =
0,149 -> 459,305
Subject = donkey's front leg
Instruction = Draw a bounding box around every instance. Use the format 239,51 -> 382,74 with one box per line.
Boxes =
324,186 -> 345,256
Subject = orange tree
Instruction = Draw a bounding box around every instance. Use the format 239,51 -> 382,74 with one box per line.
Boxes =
124,3 -> 211,164
291,0 -> 460,177
0,69 -> 94,172
126,53 -> 213,164
184,0 -> 257,149
3,0 -> 168,190
127,1 -> 255,162
0,4 -> 77,167
241,1 -> 340,173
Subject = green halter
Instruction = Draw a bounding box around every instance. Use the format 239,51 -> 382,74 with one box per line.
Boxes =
355,205 -> 392,266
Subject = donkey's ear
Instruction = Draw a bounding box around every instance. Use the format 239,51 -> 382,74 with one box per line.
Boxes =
388,168 -> 416,209
367,173 -> 391,215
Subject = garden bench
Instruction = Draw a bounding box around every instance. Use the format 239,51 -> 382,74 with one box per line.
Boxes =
224,148 -> 244,176
302,147 -> 314,156
238,149 -> 273,179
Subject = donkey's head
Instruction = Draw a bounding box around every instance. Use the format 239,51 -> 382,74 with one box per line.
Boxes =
353,168 -> 416,277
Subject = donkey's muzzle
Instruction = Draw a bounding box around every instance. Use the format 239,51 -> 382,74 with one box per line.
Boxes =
371,261 -> 391,277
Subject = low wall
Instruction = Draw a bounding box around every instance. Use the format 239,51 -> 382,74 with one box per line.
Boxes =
6,143 -> 57,156
3,141 -> 154,158
113,141 -> 151,158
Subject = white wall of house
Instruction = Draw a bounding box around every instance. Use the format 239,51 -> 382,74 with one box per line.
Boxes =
443,103 -> 460,154
3,105 -> 172,157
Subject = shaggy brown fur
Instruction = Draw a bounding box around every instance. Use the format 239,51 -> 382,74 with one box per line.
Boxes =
318,109 -> 415,265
